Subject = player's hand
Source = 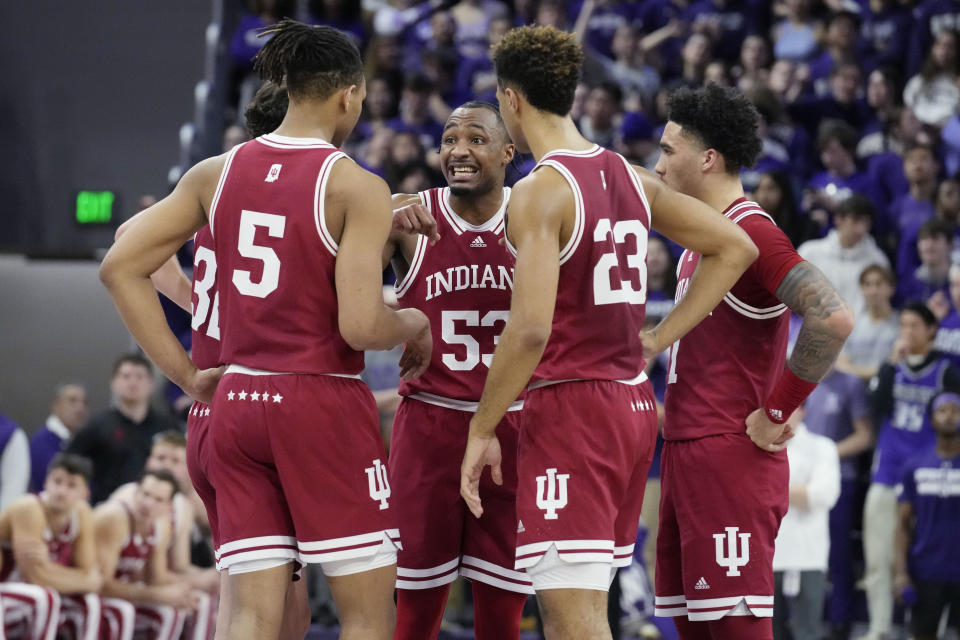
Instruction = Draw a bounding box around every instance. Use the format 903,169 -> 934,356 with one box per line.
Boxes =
639,329 -> 665,361
399,312 -> 432,380
460,430 -> 503,519
154,582 -> 195,609
185,366 -> 225,404
894,571 -> 912,600
929,290 -> 951,320
745,408 -> 794,452
85,567 -> 104,593
392,203 -> 441,245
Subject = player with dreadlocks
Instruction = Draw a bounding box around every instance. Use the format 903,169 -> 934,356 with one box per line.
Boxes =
100,20 -> 431,639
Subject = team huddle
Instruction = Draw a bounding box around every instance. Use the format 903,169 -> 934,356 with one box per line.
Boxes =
84,20 -> 853,640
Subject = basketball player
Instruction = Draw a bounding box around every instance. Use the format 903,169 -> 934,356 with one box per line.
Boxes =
94,470 -> 193,640
99,21 -> 431,639
652,85 -> 854,639
109,433 -> 216,640
386,101 -> 534,640
0,454 -> 101,640
459,26 -> 759,639
111,78 -> 307,640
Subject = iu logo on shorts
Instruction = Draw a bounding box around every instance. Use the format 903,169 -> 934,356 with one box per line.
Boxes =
713,526 -> 750,577
535,468 -> 570,520
365,459 -> 391,510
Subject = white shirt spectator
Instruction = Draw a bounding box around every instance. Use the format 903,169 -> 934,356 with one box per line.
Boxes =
0,429 -> 29,510
773,424 -> 841,572
798,230 -> 890,315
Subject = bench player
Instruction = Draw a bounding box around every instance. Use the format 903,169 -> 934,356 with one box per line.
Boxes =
0,454 -> 101,640
459,26 -> 759,639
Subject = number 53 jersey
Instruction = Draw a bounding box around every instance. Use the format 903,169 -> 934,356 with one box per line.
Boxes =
396,186 -> 514,406
211,135 -> 363,376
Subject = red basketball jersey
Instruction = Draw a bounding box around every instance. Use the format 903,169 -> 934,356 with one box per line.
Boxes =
663,198 -> 804,441
190,226 -> 220,370
211,134 -> 363,375
507,146 -> 650,384
0,496 -> 77,581
396,187 -> 517,405
114,504 -> 157,583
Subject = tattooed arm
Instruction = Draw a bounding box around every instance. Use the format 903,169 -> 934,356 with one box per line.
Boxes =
777,261 -> 855,382
747,259 -> 854,452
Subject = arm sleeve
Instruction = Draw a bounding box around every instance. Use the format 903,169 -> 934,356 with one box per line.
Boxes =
739,215 -> 805,297
0,430 -> 30,511
805,438 -> 841,511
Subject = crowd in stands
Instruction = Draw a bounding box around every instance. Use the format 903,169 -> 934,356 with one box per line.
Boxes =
3,0 -> 960,637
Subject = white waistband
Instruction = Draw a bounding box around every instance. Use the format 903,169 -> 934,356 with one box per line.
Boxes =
528,371 -> 648,390
224,364 -> 361,379
408,392 -> 524,413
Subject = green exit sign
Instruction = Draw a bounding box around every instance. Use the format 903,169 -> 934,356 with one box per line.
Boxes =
75,190 -> 116,225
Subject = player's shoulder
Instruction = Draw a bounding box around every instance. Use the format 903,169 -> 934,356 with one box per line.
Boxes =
180,151 -> 235,192
6,495 -> 43,519
327,158 -> 390,202
92,501 -> 126,525
511,167 -> 572,220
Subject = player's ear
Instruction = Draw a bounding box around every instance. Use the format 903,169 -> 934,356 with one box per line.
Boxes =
502,142 -> 515,166
702,148 -> 722,174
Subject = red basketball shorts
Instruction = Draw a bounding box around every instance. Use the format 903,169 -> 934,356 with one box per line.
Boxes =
514,379 -> 658,571
209,369 -> 400,573
655,433 -> 788,621
186,401 -> 219,567
389,398 -> 532,594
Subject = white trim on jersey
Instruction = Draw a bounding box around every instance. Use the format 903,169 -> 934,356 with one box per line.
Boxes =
686,595 -> 774,621
0,582 -> 61,640
207,144 -> 242,239
437,187 -> 510,236
722,292 -> 789,319
460,555 -> 534,594
515,539 -> 628,570
256,133 -> 335,149
538,145 -> 603,163
615,153 -> 652,230
396,558 -> 460,590
297,529 -> 401,564
60,594 -> 100,640
394,191 -> 430,299
407,392 -> 523,413
216,534 -> 299,571
223,364 -> 361,379
537,160 -> 585,266
528,371 -> 649,390
101,598 -> 135,640
313,151 -> 349,257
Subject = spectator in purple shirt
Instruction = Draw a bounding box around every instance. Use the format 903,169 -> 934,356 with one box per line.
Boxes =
803,369 -> 873,638
906,0 -> 960,76
809,11 -> 862,96
888,143 -> 940,279
931,265 -> 960,369
895,390 -> 960,640
455,17 -> 509,105
860,0 -> 914,71
29,384 -> 88,493
230,0 -> 297,71
805,119 -> 883,230
789,62 -> 874,137
386,73 -> 445,150
897,218 -> 953,306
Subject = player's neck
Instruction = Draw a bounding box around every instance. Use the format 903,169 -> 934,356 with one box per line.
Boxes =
39,496 -> 70,532
697,175 -> 746,214
523,114 -> 593,162
272,106 -> 338,144
448,185 -> 505,226
936,432 -> 960,458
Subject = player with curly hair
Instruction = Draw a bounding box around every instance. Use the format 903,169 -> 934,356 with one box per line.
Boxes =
653,84 -> 854,639
459,26 -> 759,639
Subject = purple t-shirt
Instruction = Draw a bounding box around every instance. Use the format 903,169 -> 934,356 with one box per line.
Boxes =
897,447 -> 960,582
907,0 -> 960,76
804,370 -> 870,480
935,309 -> 960,370
888,194 -> 935,282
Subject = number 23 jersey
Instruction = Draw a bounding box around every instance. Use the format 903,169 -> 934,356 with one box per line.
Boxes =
507,145 -> 650,385
396,186 -> 514,404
